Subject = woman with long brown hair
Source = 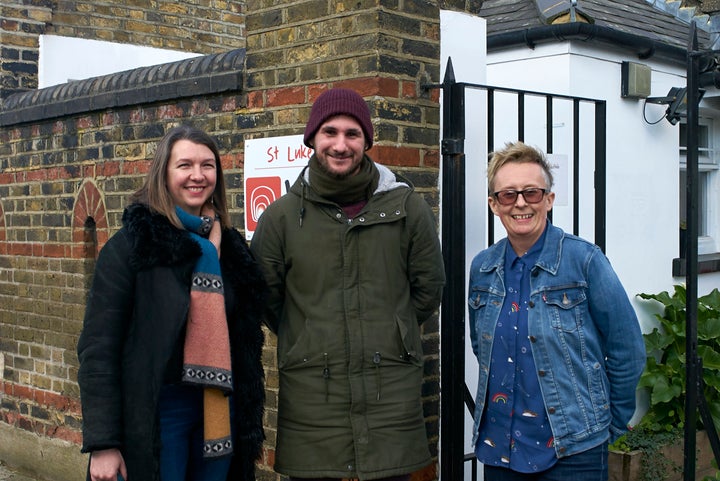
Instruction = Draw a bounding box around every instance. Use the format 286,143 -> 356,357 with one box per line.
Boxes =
78,125 -> 267,481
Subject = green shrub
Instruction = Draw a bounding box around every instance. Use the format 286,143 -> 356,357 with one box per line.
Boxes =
610,285 -> 720,481
638,285 -> 720,435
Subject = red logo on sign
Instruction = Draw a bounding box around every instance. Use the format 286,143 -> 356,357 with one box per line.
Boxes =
245,176 -> 282,232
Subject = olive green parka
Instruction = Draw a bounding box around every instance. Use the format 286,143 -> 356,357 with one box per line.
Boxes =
250,161 -> 445,480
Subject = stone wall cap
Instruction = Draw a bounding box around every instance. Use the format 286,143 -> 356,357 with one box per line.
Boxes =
0,48 -> 245,127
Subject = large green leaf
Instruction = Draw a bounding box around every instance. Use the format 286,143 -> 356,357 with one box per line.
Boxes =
650,377 -> 682,405
636,284 -> 720,434
698,317 -> 720,340
700,288 -> 720,310
644,327 -> 672,352
698,345 -> 720,370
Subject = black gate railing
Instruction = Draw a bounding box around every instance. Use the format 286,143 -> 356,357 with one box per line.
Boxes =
428,57 -> 608,480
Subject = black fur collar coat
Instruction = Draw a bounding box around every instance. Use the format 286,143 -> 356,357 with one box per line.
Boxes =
77,203 -> 267,481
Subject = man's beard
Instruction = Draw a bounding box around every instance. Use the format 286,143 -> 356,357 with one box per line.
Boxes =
317,156 -> 361,179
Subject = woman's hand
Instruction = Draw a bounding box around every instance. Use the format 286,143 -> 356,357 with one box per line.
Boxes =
89,448 -> 127,481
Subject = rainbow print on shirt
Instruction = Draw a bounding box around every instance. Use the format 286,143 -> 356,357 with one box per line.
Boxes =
491,393 -> 508,404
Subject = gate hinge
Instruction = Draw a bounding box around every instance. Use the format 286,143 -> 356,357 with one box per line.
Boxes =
441,139 -> 464,155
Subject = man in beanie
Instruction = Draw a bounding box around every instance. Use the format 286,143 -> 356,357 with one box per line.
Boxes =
250,88 -> 445,481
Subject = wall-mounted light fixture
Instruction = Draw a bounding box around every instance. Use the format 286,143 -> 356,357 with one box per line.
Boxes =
644,87 -> 704,125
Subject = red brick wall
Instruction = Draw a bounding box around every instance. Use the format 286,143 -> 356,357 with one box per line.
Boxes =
0,1 -> 444,480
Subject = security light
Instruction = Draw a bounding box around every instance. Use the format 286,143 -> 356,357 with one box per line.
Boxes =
644,87 -> 704,125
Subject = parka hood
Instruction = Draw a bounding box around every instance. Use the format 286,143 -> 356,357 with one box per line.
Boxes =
289,159 -> 412,227
296,159 -> 410,196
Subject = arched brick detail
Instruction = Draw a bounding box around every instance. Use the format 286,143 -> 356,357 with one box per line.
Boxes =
73,180 -> 109,259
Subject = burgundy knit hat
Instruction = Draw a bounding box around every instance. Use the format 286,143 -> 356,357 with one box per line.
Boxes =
303,88 -> 374,149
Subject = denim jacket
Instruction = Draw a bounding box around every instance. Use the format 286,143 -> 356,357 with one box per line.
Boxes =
468,223 -> 645,458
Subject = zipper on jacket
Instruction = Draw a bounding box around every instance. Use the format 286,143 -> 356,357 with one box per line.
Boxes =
299,182 -> 306,227
322,352 -> 330,402
373,351 -> 382,401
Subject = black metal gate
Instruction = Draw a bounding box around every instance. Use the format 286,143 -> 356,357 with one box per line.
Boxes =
428,58 -> 608,480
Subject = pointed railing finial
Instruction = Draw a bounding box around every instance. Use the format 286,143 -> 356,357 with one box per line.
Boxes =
443,57 -> 456,84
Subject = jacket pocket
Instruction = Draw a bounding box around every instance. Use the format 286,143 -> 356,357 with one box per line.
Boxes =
588,360 -> 610,420
468,289 -> 488,311
367,316 -> 424,402
468,287 -> 497,334
542,287 -> 587,332
394,314 -> 424,367
278,317 -> 327,370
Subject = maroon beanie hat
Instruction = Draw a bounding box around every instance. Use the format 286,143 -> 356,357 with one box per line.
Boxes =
303,88 -> 374,149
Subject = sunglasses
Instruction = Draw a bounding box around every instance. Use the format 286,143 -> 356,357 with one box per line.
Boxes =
493,188 -> 548,205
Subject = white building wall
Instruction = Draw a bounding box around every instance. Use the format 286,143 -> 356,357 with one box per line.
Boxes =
439,10 -> 488,479
485,43 -> 720,328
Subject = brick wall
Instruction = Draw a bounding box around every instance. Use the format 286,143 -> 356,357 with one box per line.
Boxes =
0,78 -> 251,477
1,0 -> 247,102
0,1 -> 445,480
47,0 -> 246,52
244,0 -> 442,169
0,0 -> 53,100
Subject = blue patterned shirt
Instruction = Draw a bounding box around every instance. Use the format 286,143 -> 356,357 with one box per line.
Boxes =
475,226 -> 557,473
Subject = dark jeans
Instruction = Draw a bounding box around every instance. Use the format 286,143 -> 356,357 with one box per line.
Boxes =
289,475 -> 411,481
483,442 -> 608,481
159,384 -> 232,481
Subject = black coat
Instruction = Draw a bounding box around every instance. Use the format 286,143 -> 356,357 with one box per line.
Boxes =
77,204 -> 267,481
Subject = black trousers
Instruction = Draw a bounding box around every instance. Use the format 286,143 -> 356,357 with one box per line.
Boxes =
290,475 -> 411,481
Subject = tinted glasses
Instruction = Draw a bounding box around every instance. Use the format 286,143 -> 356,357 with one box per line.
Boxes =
493,188 -> 548,205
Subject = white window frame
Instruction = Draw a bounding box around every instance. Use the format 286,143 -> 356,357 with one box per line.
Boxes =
680,116 -> 719,255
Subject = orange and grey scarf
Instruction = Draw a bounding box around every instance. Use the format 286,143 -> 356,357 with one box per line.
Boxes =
177,206 -> 233,459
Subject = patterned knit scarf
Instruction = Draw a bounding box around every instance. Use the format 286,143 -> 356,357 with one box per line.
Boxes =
176,206 -> 233,459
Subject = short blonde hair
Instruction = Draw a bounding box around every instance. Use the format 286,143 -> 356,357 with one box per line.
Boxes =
487,142 -> 554,193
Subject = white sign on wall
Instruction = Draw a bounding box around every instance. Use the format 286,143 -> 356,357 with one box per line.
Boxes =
547,153 -> 569,207
243,135 -> 313,240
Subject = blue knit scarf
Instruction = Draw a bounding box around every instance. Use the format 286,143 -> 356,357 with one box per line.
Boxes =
176,206 -> 233,459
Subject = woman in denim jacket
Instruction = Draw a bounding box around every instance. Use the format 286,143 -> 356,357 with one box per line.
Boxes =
468,142 -> 645,481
